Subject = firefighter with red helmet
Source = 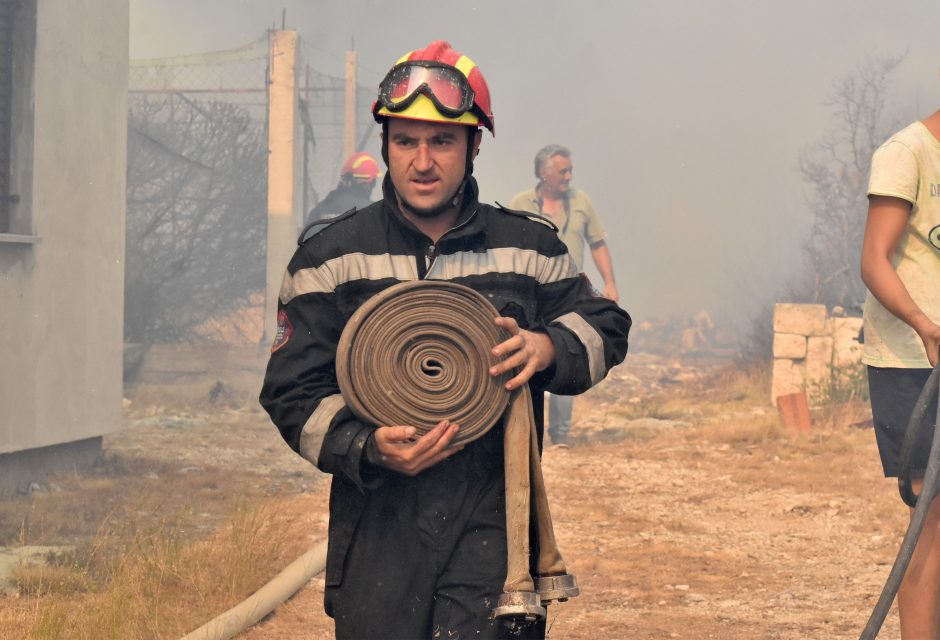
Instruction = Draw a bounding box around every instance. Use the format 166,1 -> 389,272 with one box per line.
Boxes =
304,151 -> 381,225
341,151 -> 381,181
261,40 -> 630,639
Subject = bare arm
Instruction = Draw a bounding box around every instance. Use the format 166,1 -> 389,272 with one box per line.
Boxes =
860,195 -> 940,365
589,240 -> 619,302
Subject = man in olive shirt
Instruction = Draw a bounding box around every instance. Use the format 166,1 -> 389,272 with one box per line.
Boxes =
509,144 -> 620,445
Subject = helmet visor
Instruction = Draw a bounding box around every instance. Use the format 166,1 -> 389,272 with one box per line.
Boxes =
378,61 -> 475,118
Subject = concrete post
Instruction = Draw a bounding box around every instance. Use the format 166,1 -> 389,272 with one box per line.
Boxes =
344,50 -> 357,161
264,31 -> 299,344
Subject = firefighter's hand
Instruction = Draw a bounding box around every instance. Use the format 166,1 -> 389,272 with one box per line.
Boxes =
370,420 -> 462,476
490,316 -> 555,391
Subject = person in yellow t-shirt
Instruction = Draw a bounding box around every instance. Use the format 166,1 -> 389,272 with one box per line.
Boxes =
861,107 -> 940,639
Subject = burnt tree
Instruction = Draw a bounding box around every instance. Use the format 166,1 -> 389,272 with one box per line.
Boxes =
125,95 -> 266,344
797,54 -> 905,310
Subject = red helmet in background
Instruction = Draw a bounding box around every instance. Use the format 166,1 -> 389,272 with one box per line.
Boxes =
341,152 -> 380,182
373,40 -> 495,136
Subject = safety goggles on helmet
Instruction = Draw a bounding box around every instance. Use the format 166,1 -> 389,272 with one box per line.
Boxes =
377,60 -> 476,120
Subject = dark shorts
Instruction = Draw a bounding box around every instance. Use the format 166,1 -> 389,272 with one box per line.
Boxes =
868,366 -> 937,477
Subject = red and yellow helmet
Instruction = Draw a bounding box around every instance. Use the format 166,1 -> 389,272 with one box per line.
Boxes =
341,151 -> 380,181
373,41 -> 495,135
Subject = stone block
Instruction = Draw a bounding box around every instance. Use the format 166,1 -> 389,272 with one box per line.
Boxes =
830,317 -> 863,339
805,336 -> 834,402
833,341 -> 864,367
773,333 -> 807,359
830,317 -> 864,366
774,303 -> 828,336
771,358 -> 804,403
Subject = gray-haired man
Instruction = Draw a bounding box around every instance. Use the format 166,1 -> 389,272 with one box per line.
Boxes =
509,144 -> 620,445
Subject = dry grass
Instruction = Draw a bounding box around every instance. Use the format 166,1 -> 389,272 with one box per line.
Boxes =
610,359 -> 878,501
698,411 -> 782,447
617,361 -> 774,424
0,455 -> 253,547
681,378 -> 878,499
0,432 -> 320,640
125,371 -> 262,412
1,498 -> 312,639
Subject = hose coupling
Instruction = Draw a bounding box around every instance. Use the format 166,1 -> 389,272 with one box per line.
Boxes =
536,572 -> 580,603
494,590 -> 546,623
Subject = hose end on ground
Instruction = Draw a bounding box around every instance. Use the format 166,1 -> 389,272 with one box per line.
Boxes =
494,590 -> 546,625
536,573 -> 580,603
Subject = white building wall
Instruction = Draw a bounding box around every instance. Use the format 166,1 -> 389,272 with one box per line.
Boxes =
0,0 -> 127,454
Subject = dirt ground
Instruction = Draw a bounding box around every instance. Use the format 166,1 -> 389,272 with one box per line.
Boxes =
107,353 -> 910,640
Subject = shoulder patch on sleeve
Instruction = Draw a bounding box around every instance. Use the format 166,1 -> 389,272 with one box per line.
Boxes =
298,206 -> 360,245
494,201 -> 559,232
271,309 -> 293,352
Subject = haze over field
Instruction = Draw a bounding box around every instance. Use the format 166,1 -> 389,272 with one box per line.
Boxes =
130,0 -> 940,327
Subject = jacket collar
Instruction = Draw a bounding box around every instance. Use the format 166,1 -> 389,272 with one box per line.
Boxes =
381,174 -> 486,244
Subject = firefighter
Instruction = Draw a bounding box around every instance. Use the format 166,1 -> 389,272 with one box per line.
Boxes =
261,40 -> 630,639
304,151 -> 380,224
509,145 -> 620,446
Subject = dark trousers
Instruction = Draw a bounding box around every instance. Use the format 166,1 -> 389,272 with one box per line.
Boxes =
548,393 -> 573,444
324,453 -> 546,640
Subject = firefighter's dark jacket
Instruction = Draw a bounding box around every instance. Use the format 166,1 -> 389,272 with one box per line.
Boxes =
259,175 -> 631,585
305,181 -> 374,226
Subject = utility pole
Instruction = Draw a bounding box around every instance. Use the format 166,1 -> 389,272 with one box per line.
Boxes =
344,40 -> 357,160
264,30 -> 299,344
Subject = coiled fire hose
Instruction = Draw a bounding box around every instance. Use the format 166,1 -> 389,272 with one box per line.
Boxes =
336,280 -> 580,623
860,359 -> 940,640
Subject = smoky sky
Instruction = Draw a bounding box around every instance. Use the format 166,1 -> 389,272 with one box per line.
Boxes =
130,0 -> 940,327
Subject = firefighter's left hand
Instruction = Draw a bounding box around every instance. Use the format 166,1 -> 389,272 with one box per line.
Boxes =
490,316 -> 555,390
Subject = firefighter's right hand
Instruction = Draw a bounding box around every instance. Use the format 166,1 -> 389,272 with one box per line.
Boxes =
370,420 -> 462,476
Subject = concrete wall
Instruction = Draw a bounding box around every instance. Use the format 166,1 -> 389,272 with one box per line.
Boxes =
0,0 -> 128,459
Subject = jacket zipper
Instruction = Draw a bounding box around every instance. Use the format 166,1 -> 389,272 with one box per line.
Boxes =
422,207 -> 478,280
425,243 -> 437,276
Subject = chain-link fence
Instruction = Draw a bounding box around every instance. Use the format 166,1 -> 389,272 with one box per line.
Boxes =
125,33 -> 375,346
299,40 -> 378,212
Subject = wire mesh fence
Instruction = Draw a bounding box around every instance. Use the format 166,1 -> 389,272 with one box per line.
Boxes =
125,32 -> 375,345
298,40 -> 379,210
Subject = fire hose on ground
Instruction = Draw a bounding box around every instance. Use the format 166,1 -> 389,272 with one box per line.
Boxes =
860,359 -> 940,640
178,540 -> 327,640
178,280 -> 578,639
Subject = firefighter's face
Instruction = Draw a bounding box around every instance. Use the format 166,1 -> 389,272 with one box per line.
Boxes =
386,118 -> 478,215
